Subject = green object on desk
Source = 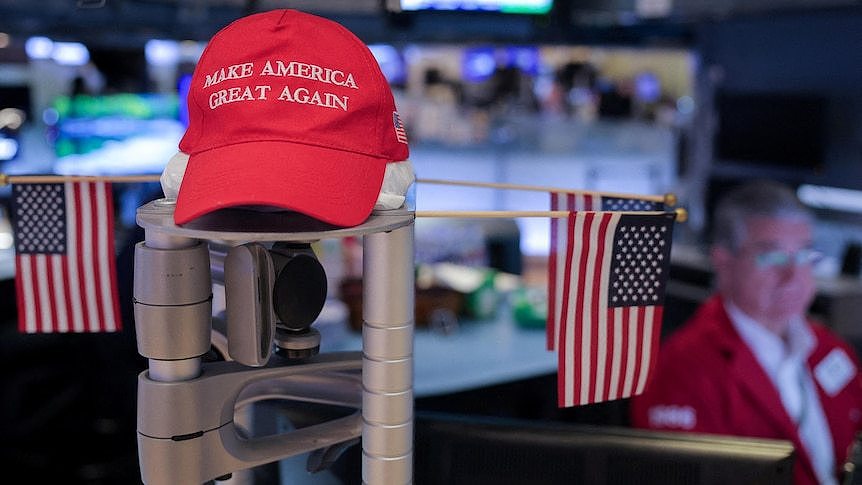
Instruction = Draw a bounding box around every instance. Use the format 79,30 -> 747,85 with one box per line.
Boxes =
464,269 -> 499,320
511,286 -> 547,328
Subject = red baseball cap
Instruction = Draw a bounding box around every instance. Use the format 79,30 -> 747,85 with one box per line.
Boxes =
174,9 -> 409,227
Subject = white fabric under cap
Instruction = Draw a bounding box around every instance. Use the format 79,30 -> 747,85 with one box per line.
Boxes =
160,151 -> 190,200
160,151 -> 414,211
374,158 -> 415,210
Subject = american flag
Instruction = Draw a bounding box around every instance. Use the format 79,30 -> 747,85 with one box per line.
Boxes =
557,211 -> 674,407
546,193 -> 665,350
393,111 -> 408,145
12,182 -> 121,333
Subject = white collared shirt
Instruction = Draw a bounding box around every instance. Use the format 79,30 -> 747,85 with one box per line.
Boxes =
725,302 -> 837,485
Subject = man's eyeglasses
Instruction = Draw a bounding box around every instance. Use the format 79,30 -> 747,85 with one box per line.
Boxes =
751,248 -> 824,269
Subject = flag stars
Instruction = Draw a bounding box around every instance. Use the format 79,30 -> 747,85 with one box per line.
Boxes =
13,183 -> 68,254
608,216 -> 673,308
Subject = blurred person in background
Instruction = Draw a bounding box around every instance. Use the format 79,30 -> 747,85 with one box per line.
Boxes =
630,180 -> 862,485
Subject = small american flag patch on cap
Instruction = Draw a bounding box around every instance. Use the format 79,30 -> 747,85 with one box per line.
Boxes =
393,111 -> 408,145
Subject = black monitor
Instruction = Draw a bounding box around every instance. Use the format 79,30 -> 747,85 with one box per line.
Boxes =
713,90 -> 827,172
415,411 -> 796,485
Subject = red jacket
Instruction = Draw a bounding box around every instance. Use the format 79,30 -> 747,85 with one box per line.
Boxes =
630,295 -> 862,484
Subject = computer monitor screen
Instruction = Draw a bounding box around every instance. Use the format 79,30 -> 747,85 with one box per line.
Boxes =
395,0 -> 552,14
713,90 -> 827,171
49,92 -> 183,176
415,411 -> 796,485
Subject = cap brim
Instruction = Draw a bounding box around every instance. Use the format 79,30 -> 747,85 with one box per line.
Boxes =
174,141 -> 388,227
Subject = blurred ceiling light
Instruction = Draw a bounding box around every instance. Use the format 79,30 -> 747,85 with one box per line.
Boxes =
798,184 -> 862,214
0,33 -> 10,49
179,40 -> 204,62
636,0 -> 672,18
676,95 -> 694,115
464,50 -> 497,80
369,44 -> 399,64
25,36 -> 53,59
369,44 -> 405,84
0,137 -> 19,161
52,41 -> 90,66
42,108 -> 60,126
145,39 -> 180,67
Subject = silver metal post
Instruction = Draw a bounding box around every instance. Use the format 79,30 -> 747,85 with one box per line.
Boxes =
362,223 -> 415,485
136,227 -> 210,381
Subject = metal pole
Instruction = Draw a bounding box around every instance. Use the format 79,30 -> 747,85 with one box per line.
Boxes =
362,223 -> 415,485
137,229 -> 207,382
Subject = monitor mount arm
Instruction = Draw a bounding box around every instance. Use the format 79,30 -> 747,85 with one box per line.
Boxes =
132,200 -> 415,485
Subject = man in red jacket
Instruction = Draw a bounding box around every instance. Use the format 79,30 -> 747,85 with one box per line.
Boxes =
630,180 -> 862,485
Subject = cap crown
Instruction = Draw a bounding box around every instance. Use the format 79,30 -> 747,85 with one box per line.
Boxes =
180,9 -> 408,162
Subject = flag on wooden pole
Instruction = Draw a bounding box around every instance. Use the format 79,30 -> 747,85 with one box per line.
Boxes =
547,192 -> 599,349
546,193 -> 666,350
557,211 -> 674,407
12,181 -> 121,333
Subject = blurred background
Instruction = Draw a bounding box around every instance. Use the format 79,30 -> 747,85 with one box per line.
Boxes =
1,0 -> 862,484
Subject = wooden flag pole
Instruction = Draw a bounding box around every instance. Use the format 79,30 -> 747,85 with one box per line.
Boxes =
415,208 -> 687,222
416,177 -> 677,207
417,210 -> 572,218
0,174 -> 161,186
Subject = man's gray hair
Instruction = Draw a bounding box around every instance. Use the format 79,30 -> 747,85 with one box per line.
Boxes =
711,180 -> 813,251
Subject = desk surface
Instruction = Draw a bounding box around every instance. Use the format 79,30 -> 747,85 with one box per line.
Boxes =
326,305 -> 558,398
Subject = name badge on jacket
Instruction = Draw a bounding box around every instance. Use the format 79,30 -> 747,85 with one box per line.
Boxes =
814,348 -> 856,396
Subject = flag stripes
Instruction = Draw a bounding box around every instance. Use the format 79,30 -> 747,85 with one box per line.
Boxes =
546,192 -> 601,350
